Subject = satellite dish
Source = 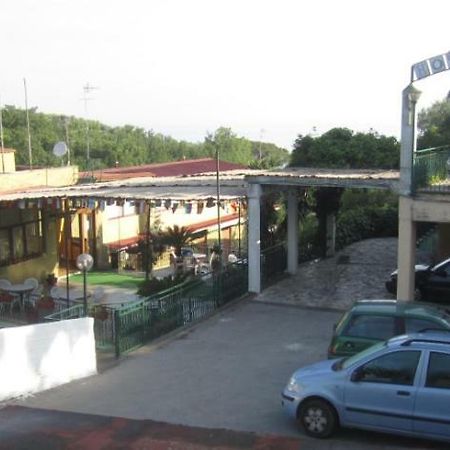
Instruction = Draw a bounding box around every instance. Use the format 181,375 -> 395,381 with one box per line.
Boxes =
53,141 -> 68,157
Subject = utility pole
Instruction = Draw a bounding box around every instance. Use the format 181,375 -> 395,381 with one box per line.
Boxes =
82,83 -> 99,173
23,78 -> 33,169
0,95 -> 5,173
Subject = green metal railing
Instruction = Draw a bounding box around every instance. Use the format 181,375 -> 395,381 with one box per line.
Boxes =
261,242 -> 287,288
113,260 -> 248,357
45,303 -> 117,351
412,145 -> 450,193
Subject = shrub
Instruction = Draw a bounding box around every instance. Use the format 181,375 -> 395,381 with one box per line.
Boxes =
137,273 -> 189,297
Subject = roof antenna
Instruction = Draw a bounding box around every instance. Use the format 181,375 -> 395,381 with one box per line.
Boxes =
24,78 -> 33,170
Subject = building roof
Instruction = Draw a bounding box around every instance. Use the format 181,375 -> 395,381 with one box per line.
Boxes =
81,158 -> 247,181
0,147 -> 15,153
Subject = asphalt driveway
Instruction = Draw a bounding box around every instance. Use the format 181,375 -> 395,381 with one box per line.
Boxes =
8,299 -> 448,450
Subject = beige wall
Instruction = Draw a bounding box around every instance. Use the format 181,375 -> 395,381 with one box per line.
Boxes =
0,166 -> 78,191
0,151 -> 16,172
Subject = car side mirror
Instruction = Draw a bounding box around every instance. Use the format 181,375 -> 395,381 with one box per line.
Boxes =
351,368 -> 362,382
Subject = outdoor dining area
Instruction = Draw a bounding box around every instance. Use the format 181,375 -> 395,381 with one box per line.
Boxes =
0,276 -> 107,325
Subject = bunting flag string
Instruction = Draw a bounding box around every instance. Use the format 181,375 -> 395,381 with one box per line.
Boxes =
0,196 -> 245,212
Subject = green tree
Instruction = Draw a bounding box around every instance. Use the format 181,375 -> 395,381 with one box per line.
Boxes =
290,127 -> 399,169
204,127 -> 253,165
418,95 -> 450,149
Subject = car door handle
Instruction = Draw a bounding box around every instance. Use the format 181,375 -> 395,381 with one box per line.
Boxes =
397,390 -> 410,396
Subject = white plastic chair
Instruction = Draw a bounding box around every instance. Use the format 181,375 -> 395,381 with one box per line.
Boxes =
24,277 -> 39,289
50,286 -> 63,300
29,285 -> 43,307
0,279 -> 11,289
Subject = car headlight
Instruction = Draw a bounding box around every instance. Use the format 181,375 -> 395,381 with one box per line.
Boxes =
286,376 -> 303,394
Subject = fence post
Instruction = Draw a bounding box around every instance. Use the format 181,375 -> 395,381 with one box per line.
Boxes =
114,309 -> 121,359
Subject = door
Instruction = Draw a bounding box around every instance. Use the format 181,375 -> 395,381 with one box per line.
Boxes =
344,350 -> 421,432
414,351 -> 450,439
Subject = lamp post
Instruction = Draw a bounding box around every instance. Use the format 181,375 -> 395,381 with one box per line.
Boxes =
76,253 -> 94,316
399,84 -> 421,195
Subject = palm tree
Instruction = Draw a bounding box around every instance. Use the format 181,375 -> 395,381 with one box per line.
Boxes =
163,225 -> 195,257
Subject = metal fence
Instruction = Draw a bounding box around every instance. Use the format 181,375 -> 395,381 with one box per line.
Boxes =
113,260 -> 248,356
412,145 -> 450,193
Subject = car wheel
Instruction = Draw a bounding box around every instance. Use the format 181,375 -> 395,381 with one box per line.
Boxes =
298,399 -> 337,438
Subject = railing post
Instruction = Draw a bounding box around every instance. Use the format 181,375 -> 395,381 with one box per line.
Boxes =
114,309 -> 121,359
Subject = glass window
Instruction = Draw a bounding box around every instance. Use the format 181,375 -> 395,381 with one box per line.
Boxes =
25,222 -> 42,254
0,217 -> 44,266
12,226 -> 25,259
405,318 -> 443,334
356,351 -> 420,385
426,352 -> 450,389
0,229 -> 10,263
343,314 -> 396,340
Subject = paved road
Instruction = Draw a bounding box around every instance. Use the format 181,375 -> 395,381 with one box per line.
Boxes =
5,238 -> 447,449
9,300 -> 447,450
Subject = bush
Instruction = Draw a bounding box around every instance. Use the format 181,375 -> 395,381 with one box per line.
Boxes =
137,273 -> 189,297
335,205 -> 398,250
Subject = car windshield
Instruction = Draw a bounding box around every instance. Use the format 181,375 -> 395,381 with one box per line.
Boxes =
333,341 -> 386,371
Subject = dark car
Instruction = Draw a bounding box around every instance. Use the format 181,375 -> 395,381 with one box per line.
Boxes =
327,299 -> 450,358
385,257 -> 450,302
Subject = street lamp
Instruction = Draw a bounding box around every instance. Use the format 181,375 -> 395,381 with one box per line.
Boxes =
76,253 -> 94,316
399,84 -> 422,195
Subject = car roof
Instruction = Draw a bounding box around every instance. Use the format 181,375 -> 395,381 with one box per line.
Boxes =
388,330 -> 450,349
351,299 -> 450,322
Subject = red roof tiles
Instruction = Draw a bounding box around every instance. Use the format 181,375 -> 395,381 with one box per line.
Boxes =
81,158 -> 247,181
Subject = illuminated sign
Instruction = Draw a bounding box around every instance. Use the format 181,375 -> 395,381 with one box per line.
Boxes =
412,51 -> 450,81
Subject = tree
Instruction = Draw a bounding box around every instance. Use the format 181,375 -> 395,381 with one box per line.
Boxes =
417,95 -> 450,149
313,188 -> 344,257
161,225 -> 195,257
290,127 -> 400,169
204,127 -> 253,165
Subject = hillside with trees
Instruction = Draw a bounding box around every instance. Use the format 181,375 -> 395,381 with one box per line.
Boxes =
418,93 -> 450,149
0,106 -> 289,170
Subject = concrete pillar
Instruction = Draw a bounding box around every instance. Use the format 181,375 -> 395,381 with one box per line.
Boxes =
325,213 -> 336,257
399,84 -> 420,196
437,224 -> 450,261
248,183 -> 262,294
397,196 -> 416,300
287,190 -> 299,274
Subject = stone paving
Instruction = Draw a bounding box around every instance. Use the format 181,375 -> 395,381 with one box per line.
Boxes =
255,237 -> 399,311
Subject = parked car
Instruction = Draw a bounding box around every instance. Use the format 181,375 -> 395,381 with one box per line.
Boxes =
282,330 -> 450,442
328,299 -> 450,358
385,257 -> 450,301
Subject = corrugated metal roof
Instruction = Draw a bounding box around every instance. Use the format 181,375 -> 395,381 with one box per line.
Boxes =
0,167 -> 400,203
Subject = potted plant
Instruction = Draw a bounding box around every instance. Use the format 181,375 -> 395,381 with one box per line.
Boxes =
46,273 -> 58,288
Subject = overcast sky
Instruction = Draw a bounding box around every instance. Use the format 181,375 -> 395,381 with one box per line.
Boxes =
1,0 -> 449,150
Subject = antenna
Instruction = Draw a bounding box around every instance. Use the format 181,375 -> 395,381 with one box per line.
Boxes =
24,78 -> 33,170
82,82 -> 99,171
53,141 -> 68,157
0,95 -> 5,173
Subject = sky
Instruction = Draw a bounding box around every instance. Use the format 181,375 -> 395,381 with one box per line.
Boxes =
1,0 -> 449,151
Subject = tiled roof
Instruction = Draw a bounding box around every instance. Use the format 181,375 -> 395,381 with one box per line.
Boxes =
81,158 -> 247,181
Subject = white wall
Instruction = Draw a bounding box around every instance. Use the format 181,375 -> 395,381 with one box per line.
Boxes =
0,318 -> 97,401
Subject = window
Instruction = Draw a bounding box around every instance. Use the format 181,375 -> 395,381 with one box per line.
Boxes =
405,318 -> 443,334
0,215 -> 44,266
426,352 -> 450,389
356,351 -> 420,385
343,314 -> 396,340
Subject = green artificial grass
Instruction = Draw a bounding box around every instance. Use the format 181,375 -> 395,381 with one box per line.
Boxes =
69,271 -> 145,289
